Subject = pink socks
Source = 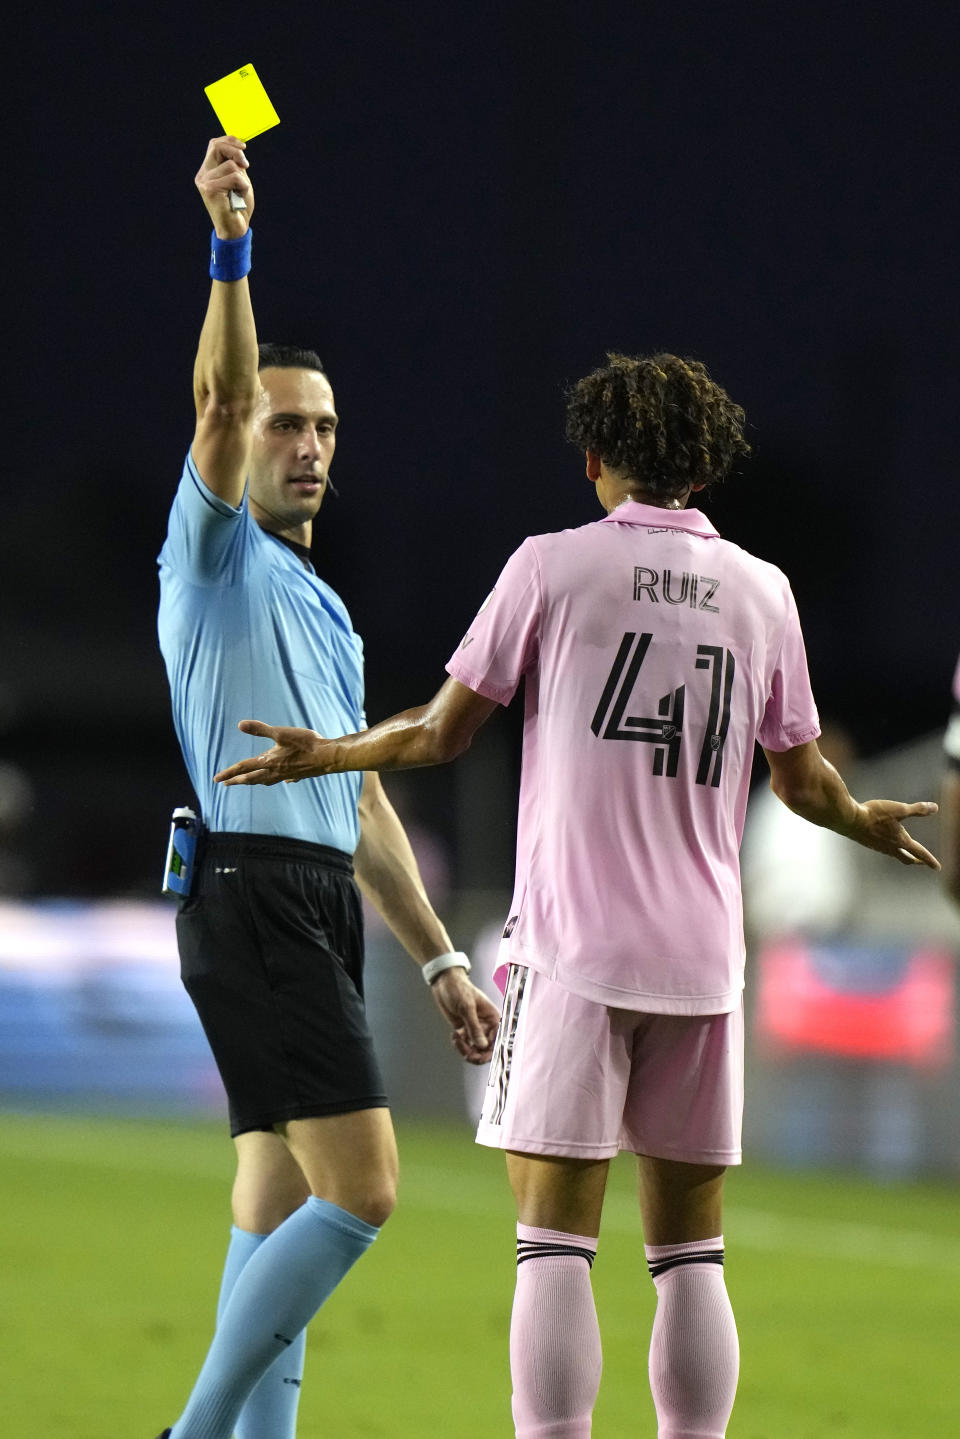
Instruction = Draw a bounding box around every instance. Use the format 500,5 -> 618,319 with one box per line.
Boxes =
508,1227 -> 738,1438
509,1224 -> 602,1437
645,1237 -> 739,1438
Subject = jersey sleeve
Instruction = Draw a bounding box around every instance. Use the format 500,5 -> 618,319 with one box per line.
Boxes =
445,538 -> 542,705
158,450 -> 254,587
757,580 -> 821,752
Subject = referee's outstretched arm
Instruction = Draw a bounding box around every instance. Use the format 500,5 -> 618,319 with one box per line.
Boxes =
190,135 -> 258,506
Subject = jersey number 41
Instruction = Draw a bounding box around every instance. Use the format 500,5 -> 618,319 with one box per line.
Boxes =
590,631 -> 734,787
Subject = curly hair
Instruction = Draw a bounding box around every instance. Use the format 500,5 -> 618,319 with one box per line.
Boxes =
564,352 -> 749,501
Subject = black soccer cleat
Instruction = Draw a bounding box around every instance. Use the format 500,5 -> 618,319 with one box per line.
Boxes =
155,1430 -> 172,1438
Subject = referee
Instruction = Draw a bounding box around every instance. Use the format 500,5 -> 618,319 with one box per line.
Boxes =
215,352 -> 940,1439
154,137 -> 499,1439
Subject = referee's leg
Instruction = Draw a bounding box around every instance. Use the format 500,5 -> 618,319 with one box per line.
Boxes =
209,1133 -> 311,1439
639,1157 -> 739,1438
277,1108 -> 399,1228
167,1109 -> 395,1439
505,1152 -> 609,1438
232,1130 -> 310,1231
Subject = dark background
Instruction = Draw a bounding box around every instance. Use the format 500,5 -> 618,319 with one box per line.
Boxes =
3,1 -> 958,894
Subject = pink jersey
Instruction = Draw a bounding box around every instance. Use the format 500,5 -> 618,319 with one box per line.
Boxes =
446,501 -> 820,1015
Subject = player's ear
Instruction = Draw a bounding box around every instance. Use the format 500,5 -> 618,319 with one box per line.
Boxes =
585,449 -> 602,484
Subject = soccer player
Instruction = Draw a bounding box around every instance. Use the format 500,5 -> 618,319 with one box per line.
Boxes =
214,352 -> 939,1438
154,137 -> 500,1439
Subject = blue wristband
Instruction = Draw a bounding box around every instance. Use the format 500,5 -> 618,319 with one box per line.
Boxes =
209,228 -> 252,283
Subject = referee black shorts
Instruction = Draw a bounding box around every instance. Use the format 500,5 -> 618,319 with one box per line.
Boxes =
176,832 -> 388,1137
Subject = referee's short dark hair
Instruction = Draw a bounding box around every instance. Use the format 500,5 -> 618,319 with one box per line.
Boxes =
565,352 -> 749,503
258,342 -> 326,374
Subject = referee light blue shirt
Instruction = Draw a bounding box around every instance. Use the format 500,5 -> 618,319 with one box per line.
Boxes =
157,450 -> 365,852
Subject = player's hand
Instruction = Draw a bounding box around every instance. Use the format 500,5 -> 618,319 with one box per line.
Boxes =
195,135 -> 254,239
213,720 -> 332,786
429,968 -> 501,1065
849,799 -> 940,869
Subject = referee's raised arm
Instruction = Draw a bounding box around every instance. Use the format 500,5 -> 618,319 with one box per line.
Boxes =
190,136 -> 259,506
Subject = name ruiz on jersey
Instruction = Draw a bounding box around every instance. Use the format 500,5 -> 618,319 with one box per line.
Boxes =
633,567 -> 719,612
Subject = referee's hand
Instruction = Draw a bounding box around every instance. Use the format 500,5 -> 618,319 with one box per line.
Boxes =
196,135 -> 254,239
430,969 -> 501,1065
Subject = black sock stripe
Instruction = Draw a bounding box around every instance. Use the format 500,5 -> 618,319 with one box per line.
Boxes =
517,1240 -> 596,1269
647,1249 -> 724,1279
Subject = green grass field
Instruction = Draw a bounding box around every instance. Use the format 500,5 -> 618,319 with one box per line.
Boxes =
1,1110 -> 957,1438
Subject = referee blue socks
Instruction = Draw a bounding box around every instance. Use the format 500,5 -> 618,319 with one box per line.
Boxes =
169,1198 -> 378,1439
215,1226 -> 307,1439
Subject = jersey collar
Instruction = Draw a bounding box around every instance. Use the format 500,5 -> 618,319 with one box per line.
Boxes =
598,499 -> 719,537
264,530 -> 315,570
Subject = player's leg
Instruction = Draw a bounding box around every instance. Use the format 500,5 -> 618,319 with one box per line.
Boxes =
640,1157 -> 738,1439
507,1150 -> 609,1234
638,1154 -> 725,1243
622,1008 -> 744,1439
506,1151 -> 608,1439
477,966 -> 633,1438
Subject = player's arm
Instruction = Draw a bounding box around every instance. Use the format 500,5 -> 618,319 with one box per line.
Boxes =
763,739 -> 940,869
354,770 -> 501,1063
213,677 -> 499,785
190,136 -> 259,506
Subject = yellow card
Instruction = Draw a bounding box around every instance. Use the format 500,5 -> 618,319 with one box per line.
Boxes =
204,64 -> 280,142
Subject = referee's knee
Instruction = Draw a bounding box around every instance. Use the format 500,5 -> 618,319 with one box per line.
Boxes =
338,1178 -> 396,1229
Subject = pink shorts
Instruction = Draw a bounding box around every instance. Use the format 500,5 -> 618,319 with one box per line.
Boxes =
476,965 -> 744,1165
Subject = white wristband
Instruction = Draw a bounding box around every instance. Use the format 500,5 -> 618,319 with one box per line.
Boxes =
421,951 -> 471,986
